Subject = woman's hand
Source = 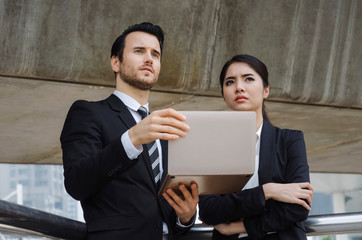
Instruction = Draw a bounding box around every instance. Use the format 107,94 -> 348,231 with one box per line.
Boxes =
214,219 -> 246,236
263,182 -> 313,210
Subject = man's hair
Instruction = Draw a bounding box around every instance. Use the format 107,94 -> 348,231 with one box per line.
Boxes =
111,22 -> 164,62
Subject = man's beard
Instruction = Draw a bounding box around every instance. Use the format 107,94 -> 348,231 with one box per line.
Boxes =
119,66 -> 158,91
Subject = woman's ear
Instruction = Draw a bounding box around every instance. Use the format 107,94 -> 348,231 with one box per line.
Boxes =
263,85 -> 270,99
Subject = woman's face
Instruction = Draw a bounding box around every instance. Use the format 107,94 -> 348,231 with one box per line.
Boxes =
222,62 -> 269,113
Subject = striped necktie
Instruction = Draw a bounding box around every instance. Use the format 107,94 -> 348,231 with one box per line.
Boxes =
137,106 -> 161,187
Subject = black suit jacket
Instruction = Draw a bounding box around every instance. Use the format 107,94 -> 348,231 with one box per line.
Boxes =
60,94 -> 192,240
199,120 -> 310,240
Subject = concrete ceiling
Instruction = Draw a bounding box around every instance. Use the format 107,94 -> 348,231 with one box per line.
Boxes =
1,76 -> 361,173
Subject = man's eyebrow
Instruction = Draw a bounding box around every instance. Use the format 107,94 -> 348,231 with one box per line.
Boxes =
153,49 -> 161,56
133,46 -> 145,50
132,47 -> 160,56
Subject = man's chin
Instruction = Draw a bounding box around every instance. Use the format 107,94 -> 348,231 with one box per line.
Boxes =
132,80 -> 157,91
122,76 -> 157,91
139,78 -> 158,89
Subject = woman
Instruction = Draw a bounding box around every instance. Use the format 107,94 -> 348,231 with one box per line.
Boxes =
198,54 -> 313,240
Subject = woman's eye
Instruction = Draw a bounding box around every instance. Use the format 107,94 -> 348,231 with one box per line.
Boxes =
225,80 -> 234,86
245,77 -> 254,81
152,53 -> 159,58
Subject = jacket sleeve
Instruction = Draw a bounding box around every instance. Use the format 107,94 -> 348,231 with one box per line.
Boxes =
199,186 -> 266,225
244,130 -> 310,239
60,100 -> 134,201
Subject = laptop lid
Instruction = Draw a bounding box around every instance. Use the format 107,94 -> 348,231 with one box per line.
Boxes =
168,111 -> 256,175
160,111 -> 256,195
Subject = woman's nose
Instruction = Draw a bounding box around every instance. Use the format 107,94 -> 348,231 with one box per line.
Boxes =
235,81 -> 245,93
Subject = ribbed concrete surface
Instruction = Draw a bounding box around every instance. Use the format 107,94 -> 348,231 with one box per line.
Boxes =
1,76 -> 361,173
0,0 -> 361,108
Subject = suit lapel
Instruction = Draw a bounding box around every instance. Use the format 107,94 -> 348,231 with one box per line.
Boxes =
106,94 -> 137,129
258,121 -> 276,185
106,94 -> 158,191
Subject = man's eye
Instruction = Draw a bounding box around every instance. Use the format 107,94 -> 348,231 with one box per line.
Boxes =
152,53 -> 159,58
245,77 -> 254,81
135,50 -> 142,53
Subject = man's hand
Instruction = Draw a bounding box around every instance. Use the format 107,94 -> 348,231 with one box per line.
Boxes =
162,183 -> 199,225
263,182 -> 313,210
214,219 -> 246,236
129,108 -> 190,147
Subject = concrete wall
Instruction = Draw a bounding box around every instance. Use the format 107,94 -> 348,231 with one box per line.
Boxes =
0,0 -> 361,108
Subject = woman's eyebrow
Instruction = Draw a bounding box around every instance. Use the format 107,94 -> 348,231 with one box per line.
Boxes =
225,75 -> 236,80
241,73 -> 254,77
225,73 -> 254,80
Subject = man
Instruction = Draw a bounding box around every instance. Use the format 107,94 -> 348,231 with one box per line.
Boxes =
60,22 -> 198,240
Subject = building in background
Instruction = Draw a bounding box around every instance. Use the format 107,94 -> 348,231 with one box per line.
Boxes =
0,164 -> 83,222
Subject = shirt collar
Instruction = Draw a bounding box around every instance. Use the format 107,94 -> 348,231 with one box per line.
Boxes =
256,122 -> 263,140
113,90 -> 149,112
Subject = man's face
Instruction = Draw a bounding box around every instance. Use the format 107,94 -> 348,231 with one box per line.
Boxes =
118,31 -> 161,90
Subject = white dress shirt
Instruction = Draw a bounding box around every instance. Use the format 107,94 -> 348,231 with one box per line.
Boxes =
238,123 -> 263,238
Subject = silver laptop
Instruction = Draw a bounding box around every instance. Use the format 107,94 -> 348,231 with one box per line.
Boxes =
159,111 -> 256,196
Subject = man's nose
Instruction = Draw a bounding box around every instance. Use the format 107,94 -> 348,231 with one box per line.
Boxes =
144,52 -> 153,65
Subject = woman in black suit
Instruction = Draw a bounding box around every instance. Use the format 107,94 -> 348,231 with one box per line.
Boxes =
198,54 -> 313,240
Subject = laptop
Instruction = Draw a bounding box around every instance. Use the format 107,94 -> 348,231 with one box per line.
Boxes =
159,111 -> 256,196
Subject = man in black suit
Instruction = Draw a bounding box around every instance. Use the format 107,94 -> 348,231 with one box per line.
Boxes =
61,22 -> 199,240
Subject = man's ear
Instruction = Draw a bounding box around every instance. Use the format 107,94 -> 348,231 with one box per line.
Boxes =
111,56 -> 120,73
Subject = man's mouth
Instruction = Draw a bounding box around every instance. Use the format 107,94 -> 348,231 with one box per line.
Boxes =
140,66 -> 153,73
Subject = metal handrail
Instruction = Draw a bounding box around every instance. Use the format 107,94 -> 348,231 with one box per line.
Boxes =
0,200 -> 86,240
305,212 -> 362,236
1,199 -> 362,239
188,212 -> 362,235
0,223 -> 59,239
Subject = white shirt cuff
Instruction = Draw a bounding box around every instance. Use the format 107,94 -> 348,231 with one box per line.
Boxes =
176,216 -> 194,228
121,130 -> 143,160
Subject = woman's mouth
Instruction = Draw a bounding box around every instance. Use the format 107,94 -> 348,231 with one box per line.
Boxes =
235,95 -> 248,103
